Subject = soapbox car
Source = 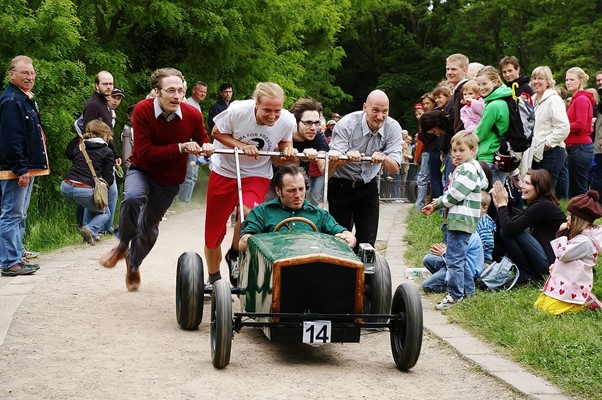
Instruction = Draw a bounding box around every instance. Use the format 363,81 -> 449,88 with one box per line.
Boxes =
174,149 -> 423,371
175,219 -> 423,371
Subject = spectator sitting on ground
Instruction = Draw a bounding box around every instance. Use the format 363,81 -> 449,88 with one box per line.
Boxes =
534,190 -> 602,314
239,165 -> 356,251
477,190 -> 496,267
421,232 -> 484,295
490,169 -> 566,284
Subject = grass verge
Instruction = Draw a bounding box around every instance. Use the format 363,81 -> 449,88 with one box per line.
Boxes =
405,207 -> 602,400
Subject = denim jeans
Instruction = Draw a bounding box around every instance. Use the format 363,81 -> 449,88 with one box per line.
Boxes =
567,143 -> 594,197
415,152 -> 430,211
445,230 -> 472,299
178,154 -> 199,203
501,230 -> 549,282
0,178 -> 34,268
421,253 -> 447,293
307,175 -> 324,206
427,150 -> 443,199
532,146 -> 566,190
591,154 -> 602,205
61,181 -> 110,237
556,159 -> 569,199
484,161 -> 508,184
102,177 -> 118,232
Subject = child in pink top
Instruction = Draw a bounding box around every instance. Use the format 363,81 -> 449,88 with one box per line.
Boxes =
534,190 -> 602,315
460,80 -> 485,131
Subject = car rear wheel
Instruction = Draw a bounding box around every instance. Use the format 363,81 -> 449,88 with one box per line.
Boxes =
390,282 -> 423,371
364,254 -> 392,322
211,279 -> 232,369
176,252 -> 204,330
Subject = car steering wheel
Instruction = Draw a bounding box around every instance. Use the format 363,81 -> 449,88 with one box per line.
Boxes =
273,217 -> 318,232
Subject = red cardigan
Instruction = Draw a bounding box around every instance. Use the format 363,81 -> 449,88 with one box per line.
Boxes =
130,98 -> 209,185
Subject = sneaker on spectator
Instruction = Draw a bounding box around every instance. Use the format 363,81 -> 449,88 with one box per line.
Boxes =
435,294 -> 463,310
23,250 -> 39,259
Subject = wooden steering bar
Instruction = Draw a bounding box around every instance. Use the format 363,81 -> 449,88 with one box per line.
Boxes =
273,217 -> 318,232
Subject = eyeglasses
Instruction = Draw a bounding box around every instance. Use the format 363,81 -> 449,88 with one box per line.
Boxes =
161,88 -> 186,96
300,120 -> 321,127
12,70 -> 36,77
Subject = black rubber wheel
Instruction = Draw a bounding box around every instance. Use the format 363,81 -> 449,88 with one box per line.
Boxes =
364,254 -> 392,322
211,279 -> 233,369
390,282 -> 423,371
406,181 -> 418,204
176,252 -> 204,330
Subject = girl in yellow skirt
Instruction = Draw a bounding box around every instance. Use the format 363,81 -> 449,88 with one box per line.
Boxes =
534,190 -> 602,315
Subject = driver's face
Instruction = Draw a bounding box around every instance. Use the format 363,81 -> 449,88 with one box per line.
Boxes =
276,172 -> 306,210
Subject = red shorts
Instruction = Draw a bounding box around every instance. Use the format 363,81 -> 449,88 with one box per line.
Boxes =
204,171 -> 270,249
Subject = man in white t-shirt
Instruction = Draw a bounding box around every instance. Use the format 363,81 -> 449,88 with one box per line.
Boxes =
205,82 -> 297,286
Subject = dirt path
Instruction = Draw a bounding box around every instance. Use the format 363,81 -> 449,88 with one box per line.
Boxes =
0,204 -> 527,399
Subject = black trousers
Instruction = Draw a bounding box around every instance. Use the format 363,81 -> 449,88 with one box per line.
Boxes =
327,177 -> 379,251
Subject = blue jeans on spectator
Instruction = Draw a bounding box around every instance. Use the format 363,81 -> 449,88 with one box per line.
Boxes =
442,152 -> 453,190
484,161 -> 508,184
102,177 -> 118,233
415,152 -> 430,211
427,151 -> 443,199
591,154 -> 602,205
61,181 -> 110,238
422,253 -> 447,293
532,146 -> 566,190
556,159 -> 569,199
178,153 -> 199,203
567,143 -> 594,197
501,230 -> 549,282
0,178 -> 33,269
308,175 -> 325,206
445,230 -> 472,299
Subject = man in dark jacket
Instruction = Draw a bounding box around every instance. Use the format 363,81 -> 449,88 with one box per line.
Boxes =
0,55 -> 50,276
499,56 -> 534,99
207,82 -> 233,130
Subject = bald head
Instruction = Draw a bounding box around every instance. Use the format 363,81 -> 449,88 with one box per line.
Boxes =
363,90 -> 390,131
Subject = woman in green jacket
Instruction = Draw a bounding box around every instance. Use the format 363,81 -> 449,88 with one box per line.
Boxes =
474,67 -> 513,183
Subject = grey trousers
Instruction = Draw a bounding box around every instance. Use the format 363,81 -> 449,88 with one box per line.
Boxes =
118,166 -> 179,271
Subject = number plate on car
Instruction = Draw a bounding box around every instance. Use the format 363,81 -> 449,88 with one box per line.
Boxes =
302,320 -> 332,345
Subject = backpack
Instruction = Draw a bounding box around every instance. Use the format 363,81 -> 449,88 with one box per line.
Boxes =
479,256 -> 520,290
495,82 -> 535,155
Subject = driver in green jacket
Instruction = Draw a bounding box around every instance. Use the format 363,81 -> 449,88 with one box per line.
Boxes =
239,165 -> 356,251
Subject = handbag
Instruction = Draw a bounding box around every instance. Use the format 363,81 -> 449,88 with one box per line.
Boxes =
80,139 -> 109,210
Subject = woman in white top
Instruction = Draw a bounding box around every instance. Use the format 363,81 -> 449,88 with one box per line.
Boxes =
529,66 -> 570,188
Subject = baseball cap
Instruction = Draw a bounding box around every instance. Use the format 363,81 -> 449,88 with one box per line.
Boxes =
326,119 -> 337,126
111,88 -> 125,98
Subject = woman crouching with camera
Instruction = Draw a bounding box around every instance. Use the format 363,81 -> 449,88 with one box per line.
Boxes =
61,120 -> 114,245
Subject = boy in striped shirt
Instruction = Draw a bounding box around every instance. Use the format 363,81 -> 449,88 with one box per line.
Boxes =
422,130 -> 488,309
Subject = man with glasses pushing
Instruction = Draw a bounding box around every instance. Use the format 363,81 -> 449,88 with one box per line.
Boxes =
264,97 -> 340,201
100,68 -> 214,291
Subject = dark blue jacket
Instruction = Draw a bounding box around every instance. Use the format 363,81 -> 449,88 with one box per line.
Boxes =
0,83 -> 48,176
208,98 -> 230,130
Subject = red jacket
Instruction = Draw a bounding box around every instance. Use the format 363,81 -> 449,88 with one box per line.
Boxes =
130,99 -> 209,185
565,90 -> 594,145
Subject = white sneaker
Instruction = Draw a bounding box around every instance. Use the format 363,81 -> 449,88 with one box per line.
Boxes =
435,294 -> 463,310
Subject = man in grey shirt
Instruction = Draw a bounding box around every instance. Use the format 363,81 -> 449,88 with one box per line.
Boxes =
328,89 -> 402,250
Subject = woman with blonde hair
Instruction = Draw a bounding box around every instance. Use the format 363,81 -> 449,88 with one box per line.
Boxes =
61,120 -> 114,245
528,66 -> 570,187
564,67 -> 595,197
